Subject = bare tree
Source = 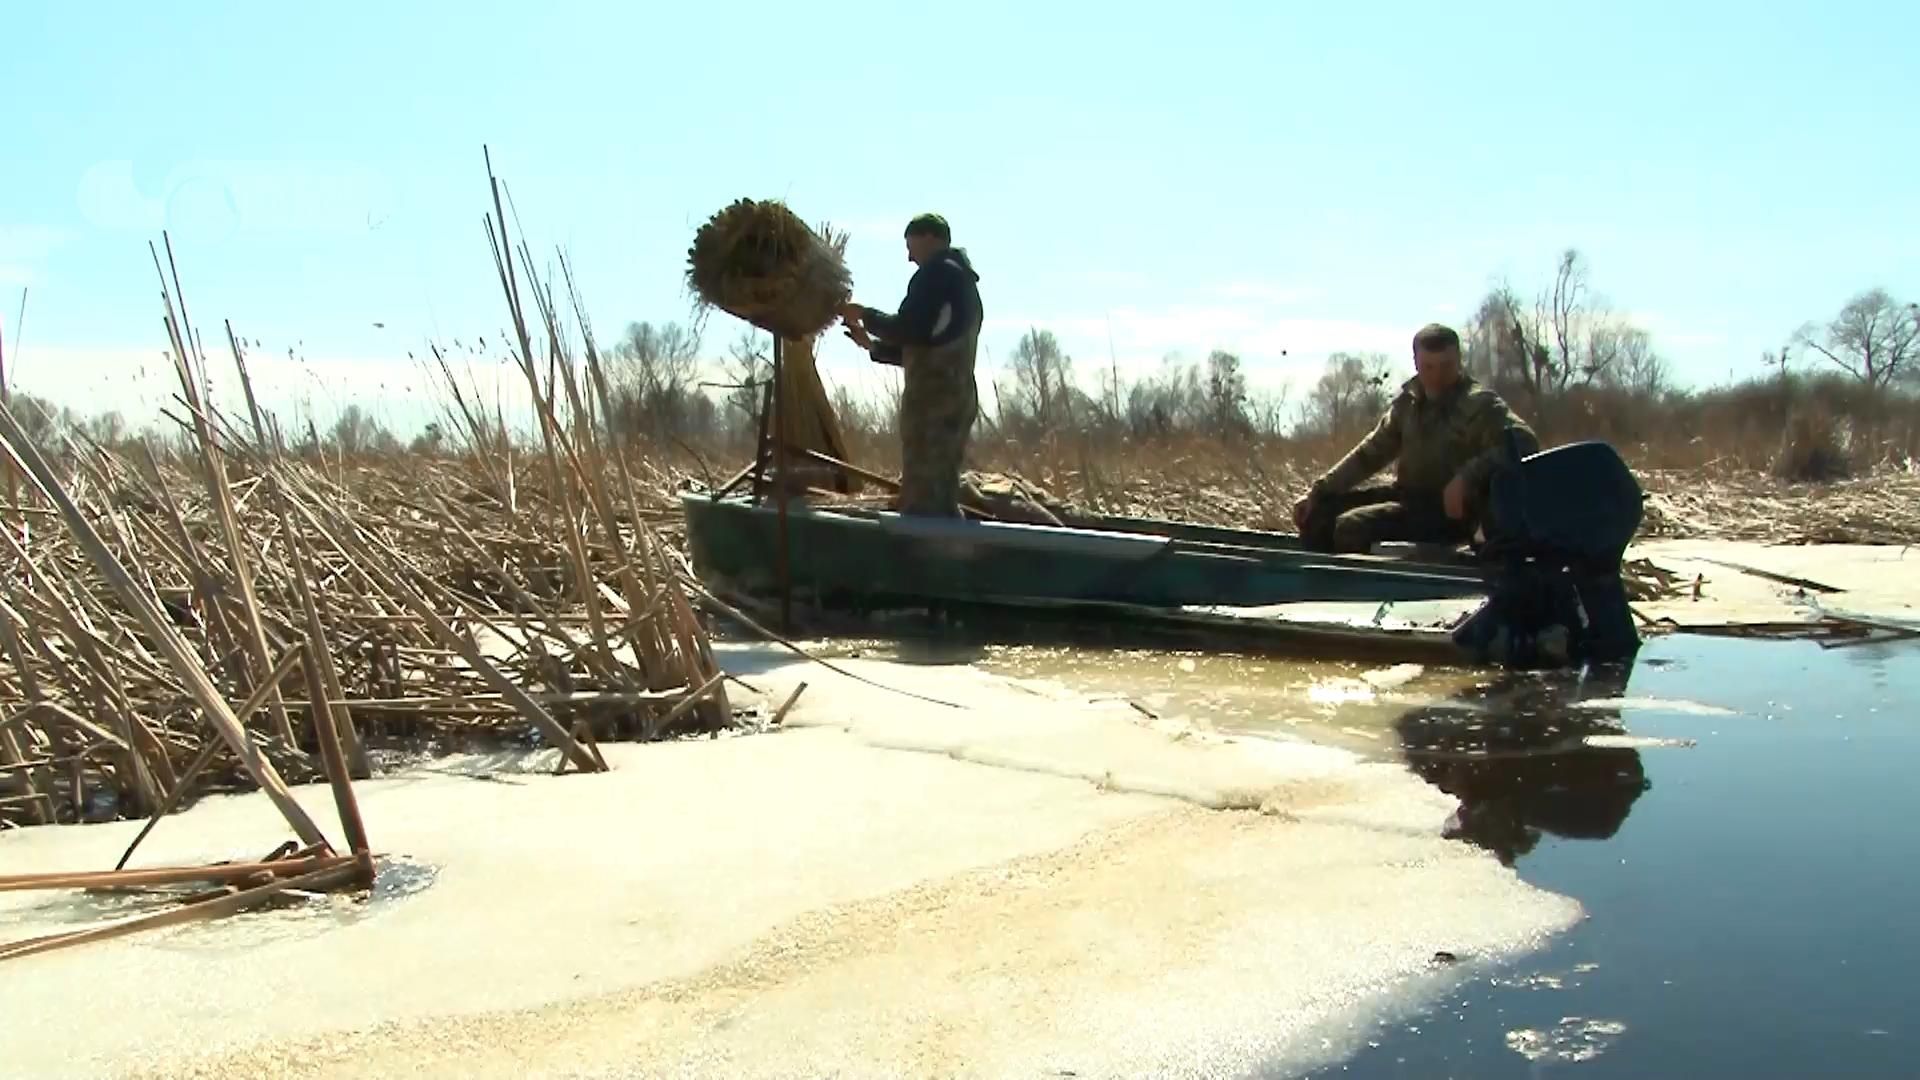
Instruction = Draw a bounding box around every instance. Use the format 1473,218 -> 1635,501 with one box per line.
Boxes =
1092,352 -> 1127,437
719,329 -> 769,438
58,409 -> 126,450
1203,350 -> 1251,438
829,382 -> 881,440
1464,284 -> 1545,399
7,392 -> 62,454
1247,385 -> 1292,437
1761,343 -> 1793,385
1529,248 -> 1638,393
618,321 -> 702,394
1795,289 -> 1918,392
1003,327 -> 1077,434
1469,251 -> 1663,419
328,404 -> 397,455
1300,352 -> 1393,441
875,367 -> 904,436
606,319 -> 709,441
409,421 -> 446,456
1540,249 -> 1593,390
1126,355 -> 1204,438
1589,324 -> 1667,396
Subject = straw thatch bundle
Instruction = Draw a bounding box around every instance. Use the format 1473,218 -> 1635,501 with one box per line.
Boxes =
686,198 -> 851,340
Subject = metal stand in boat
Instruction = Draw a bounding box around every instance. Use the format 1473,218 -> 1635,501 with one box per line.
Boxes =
771,334 -> 792,631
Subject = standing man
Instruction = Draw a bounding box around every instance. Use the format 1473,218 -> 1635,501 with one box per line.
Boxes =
1292,323 -> 1539,554
839,213 -> 982,518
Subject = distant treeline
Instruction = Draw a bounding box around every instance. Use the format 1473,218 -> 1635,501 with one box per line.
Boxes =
8,249 -> 1915,482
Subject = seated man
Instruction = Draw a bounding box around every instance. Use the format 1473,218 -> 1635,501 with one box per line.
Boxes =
1292,323 -> 1538,554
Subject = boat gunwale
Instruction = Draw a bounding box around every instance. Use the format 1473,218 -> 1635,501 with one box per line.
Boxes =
679,491 -> 1491,587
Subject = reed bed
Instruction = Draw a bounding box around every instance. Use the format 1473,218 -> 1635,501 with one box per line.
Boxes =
1634,467 -> 1920,545
920,438 -> 1920,550
0,155 -> 730,853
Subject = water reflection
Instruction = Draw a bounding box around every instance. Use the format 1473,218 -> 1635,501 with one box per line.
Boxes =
744,613 -> 1666,869
970,629 -> 1660,868
1393,660 -> 1651,866
1301,637 -> 1920,1080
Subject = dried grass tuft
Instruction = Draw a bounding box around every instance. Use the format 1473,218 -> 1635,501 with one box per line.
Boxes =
1772,403 -> 1852,483
686,198 -> 851,340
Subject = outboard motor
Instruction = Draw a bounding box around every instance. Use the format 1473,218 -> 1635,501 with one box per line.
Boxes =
1451,437 -> 1645,668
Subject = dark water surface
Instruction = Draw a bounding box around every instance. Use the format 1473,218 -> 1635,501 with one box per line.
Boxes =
1294,633 -> 1919,1079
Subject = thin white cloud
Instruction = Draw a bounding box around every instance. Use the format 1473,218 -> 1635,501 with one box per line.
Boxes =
987,305 -> 1409,367
1627,310 -> 1730,350
0,225 -> 74,287
5,344 -> 526,438
1076,268 -> 1154,290
1213,280 -> 1326,306
75,159 -> 398,241
0,224 -> 72,259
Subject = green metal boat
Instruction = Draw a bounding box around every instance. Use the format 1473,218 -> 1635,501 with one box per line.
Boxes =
682,493 -> 1489,613
679,440 -> 1647,669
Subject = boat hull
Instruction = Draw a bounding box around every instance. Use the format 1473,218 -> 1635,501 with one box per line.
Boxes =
680,495 -> 1491,614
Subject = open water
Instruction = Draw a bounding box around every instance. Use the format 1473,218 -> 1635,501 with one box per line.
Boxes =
978,630 -> 1919,1078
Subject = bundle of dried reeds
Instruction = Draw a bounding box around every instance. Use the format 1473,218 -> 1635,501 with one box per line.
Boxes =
686,198 -> 852,340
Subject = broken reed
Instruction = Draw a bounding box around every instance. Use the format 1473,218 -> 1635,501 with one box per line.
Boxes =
0,176 -> 729,833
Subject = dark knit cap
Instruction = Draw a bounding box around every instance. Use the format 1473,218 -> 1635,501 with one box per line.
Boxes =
904,213 -> 950,242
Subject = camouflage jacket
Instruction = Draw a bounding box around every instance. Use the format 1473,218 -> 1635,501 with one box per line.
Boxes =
1312,374 -> 1538,497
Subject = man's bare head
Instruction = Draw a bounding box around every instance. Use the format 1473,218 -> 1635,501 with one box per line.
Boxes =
1412,323 -> 1463,397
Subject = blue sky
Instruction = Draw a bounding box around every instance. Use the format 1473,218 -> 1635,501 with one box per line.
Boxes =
3,1 -> 1915,435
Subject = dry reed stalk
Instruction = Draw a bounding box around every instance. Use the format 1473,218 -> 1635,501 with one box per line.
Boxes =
0,853 -> 353,893
0,717 -> 43,824
302,638 -> 372,886
0,531 -> 170,813
570,285 -> 680,690
483,155 -> 728,732
274,470 -> 602,773
228,324 -> 370,778
491,247 -> 620,694
153,240 -> 298,752
0,160 -> 737,834
769,681 -> 808,725
0,294 -> 15,524
0,396 -> 332,849
0,859 -> 360,964
109,643 -> 310,871
1637,468 -> 1920,544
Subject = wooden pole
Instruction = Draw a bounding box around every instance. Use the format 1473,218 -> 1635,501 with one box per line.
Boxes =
749,369 -> 774,503
772,333 -> 792,632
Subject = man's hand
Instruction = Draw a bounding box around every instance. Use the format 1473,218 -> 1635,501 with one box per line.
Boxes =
1291,493 -> 1315,531
843,322 -> 874,351
1442,474 -> 1467,520
837,301 -> 864,325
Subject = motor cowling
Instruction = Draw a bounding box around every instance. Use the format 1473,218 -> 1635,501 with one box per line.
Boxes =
1452,439 -> 1645,667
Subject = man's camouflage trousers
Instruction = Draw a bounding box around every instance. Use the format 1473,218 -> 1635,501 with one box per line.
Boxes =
896,331 -> 980,517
